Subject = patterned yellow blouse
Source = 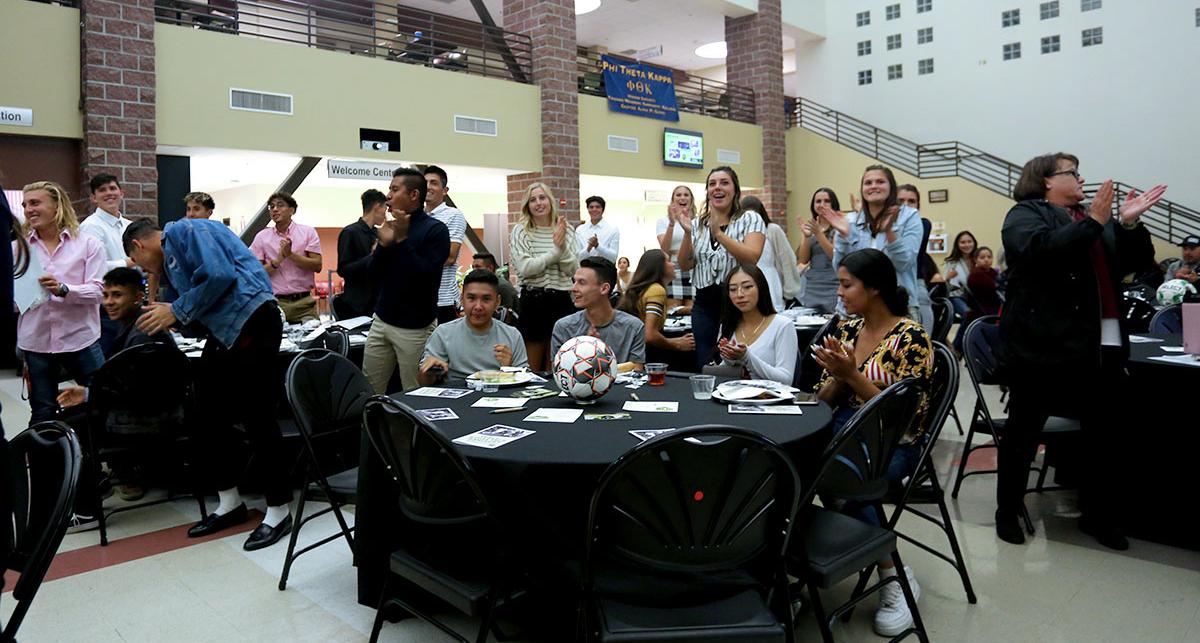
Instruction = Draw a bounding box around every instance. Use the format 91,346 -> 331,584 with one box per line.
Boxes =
815,317 -> 934,438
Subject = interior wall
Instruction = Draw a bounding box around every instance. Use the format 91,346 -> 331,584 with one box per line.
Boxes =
0,3 -> 82,140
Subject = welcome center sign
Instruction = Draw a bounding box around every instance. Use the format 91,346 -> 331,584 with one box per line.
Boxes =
601,55 -> 679,122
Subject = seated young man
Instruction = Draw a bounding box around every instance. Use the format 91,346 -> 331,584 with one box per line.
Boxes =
418,269 -> 529,385
551,257 -> 646,370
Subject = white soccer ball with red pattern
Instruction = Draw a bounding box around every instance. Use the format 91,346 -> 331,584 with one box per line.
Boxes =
553,335 -> 616,403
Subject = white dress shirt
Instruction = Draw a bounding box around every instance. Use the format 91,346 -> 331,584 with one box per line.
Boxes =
576,217 -> 620,263
78,208 -> 132,271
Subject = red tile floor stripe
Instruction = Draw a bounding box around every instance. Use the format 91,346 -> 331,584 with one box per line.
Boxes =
4,510 -> 263,592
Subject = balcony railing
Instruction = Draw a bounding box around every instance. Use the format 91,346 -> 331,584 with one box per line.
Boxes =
577,49 -> 756,124
788,96 -> 1200,244
153,0 -> 533,84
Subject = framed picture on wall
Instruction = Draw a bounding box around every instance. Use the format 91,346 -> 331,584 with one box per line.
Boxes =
928,189 -> 949,203
927,234 -> 947,254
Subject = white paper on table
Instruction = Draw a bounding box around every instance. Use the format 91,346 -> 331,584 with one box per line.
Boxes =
1128,335 -> 1164,344
629,428 -> 676,442
333,316 -> 373,330
407,386 -> 474,399
185,350 -> 203,358
523,407 -> 582,423
302,326 -> 327,342
1160,346 -> 1185,353
471,396 -> 527,409
1148,355 -> 1200,367
452,424 -> 535,449
13,249 -> 49,313
728,404 -> 803,415
416,407 -> 459,421
349,334 -> 367,346
623,401 -> 679,413
279,339 -> 298,353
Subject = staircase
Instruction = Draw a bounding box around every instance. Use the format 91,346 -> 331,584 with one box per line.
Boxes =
787,97 -> 1200,244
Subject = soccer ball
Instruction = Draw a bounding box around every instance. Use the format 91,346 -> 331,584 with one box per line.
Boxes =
1156,279 -> 1197,306
553,335 -> 617,404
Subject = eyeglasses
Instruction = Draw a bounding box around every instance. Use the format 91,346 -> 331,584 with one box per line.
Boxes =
1048,169 -> 1081,180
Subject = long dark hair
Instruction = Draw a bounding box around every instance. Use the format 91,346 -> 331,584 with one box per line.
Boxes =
699,166 -> 743,226
840,249 -> 909,317
809,187 -> 841,218
945,230 -> 978,264
718,263 -> 776,340
859,164 -> 899,235
0,169 -> 29,278
617,249 -> 670,317
742,195 -> 770,227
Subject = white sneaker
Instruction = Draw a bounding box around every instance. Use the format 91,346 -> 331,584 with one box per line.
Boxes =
65,513 -> 99,534
873,566 -> 920,637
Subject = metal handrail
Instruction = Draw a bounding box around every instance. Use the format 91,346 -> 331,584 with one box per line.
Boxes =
152,0 -> 533,84
788,96 -> 1200,243
577,49 -> 757,124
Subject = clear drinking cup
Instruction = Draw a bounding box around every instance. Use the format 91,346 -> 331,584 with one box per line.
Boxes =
690,374 -> 716,400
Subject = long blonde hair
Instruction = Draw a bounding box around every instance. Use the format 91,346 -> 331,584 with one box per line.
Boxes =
22,181 -> 80,236
519,181 -> 559,231
671,185 -> 697,217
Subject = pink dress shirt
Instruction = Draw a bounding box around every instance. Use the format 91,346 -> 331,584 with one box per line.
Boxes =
17,229 -> 105,354
250,221 -> 322,295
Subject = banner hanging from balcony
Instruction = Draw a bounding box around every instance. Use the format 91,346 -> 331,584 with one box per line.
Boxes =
601,55 -> 679,122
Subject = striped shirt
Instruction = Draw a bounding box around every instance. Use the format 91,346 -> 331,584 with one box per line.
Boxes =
690,211 -> 767,290
430,202 -> 467,306
510,221 -> 578,290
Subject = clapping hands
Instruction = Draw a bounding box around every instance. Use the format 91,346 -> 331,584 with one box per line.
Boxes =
811,335 -> 856,380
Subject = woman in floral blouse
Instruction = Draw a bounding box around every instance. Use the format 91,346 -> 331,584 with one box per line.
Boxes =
812,247 -> 933,638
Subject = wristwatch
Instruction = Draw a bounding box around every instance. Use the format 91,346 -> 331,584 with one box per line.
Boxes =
57,283 -> 69,297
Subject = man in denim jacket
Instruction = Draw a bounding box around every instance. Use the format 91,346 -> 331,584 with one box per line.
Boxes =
124,218 -> 294,551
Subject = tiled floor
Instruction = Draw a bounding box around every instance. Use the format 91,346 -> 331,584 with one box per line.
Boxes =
2,364 -> 1198,642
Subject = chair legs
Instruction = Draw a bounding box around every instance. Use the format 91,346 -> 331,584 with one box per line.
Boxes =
278,470 -> 356,591
929,480 -> 977,604
948,405 -> 964,436
890,550 -> 930,643
278,481 -> 308,591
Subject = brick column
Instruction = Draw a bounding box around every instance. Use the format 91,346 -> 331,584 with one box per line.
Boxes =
503,0 -> 580,229
726,0 -> 787,224
80,0 -> 158,219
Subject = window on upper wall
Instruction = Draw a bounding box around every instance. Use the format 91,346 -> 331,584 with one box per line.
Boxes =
918,58 -> 934,75
1003,42 -> 1021,60
917,27 -> 933,44
917,0 -> 932,14
886,4 -> 901,20
1041,35 -> 1061,53
1081,0 -> 1102,11
1082,26 -> 1103,46
1002,9 -> 1020,27
887,33 -> 902,50
1040,1 -> 1060,19
857,11 -> 871,27
858,69 -> 873,85
858,40 -> 872,56
888,64 -> 903,80
1196,7 -> 1200,27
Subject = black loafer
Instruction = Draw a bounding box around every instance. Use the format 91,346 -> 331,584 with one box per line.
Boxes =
243,514 -> 292,551
187,504 -> 249,538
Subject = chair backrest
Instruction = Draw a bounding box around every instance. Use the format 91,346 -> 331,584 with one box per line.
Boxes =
302,325 -> 350,357
286,349 -> 373,466
895,344 -> 958,505
1149,305 -> 1183,335
927,281 -> 948,300
586,425 -> 799,586
810,379 -> 922,503
796,315 -> 841,392
87,342 -> 193,434
962,315 -> 1004,387
1122,295 -> 1157,334
4,422 -> 83,640
362,396 -> 490,525
930,297 -> 953,345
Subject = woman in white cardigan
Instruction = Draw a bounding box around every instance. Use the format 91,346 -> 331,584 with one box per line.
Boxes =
715,263 -> 798,385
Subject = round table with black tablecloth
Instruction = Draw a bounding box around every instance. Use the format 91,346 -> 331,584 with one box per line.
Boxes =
354,372 -> 834,607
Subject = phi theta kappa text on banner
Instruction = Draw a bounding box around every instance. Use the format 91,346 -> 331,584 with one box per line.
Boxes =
601,54 -> 680,122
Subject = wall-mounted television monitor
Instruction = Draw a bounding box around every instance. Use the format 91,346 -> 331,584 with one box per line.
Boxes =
663,128 -> 704,169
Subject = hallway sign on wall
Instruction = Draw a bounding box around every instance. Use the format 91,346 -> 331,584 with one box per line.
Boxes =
0,106 -> 33,127
327,160 -> 402,180
601,55 -> 679,122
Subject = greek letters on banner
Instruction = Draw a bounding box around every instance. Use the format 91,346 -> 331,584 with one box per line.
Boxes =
600,55 -> 680,122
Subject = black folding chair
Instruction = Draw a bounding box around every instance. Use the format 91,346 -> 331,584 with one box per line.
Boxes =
795,316 -> 841,393
278,349 -> 372,590
363,396 -> 523,643
3,422 -> 82,641
1121,295 -> 1157,335
301,325 -> 350,357
1149,304 -> 1183,335
329,293 -> 345,321
581,426 -> 801,642
85,343 -> 208,546
929,298 -> 952,347
788,379 -> 929,643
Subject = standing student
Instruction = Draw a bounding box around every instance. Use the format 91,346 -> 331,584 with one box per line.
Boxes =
797,188 -> 840,313
18,182 -> 106,425
79,173 -> 134,355
125,218 -> 294,549
362,168 -> 449,393
336,189 -> 386,320
657,185 -> 697,312
996,153 -> 1164,550
896,184 -> 938,322
425,165 -> 468,323
577,195 -> 620,263
676,166 -> 766,368
510,182 -> 577,371
742,195 -> 797,311
183,192 -> 215,219
0,170 -> 22,577
250,192 -> 323,323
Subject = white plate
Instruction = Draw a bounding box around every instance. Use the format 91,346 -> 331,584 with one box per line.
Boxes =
465,371 -> 536,387
712,380 -> 794,405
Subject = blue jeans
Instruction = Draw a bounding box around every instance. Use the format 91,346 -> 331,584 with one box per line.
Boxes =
949,296 -> 971,318
830,406 -> 924,526
24,342 -> 105,424
691,286 -> 722,370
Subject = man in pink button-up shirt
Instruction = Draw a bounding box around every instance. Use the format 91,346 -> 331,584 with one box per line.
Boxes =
249,191 -> 323,323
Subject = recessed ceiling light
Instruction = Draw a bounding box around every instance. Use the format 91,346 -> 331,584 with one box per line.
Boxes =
694,41 -> 727,59
576,0 -> 601,15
